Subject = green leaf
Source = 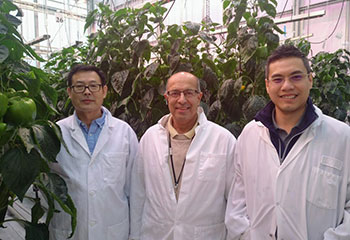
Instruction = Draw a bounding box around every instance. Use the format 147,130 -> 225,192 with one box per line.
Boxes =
111,70 -> 129,95
1,0 -> 18,13
2,38 -> 23,60
0,23 -> 8,34
23,43 -> 45,62
25,222 -> 49,240
45,173 -> 77,238
31,199 -> 45,224
144,62 -> 159,80
223,0 -> 230,10
242,95 -> 267,121
223,58 -> 237,77
141,88 -> 154,109
167,24 -> 182,38
0,45 -> 9,63
6,14 -> 22,27
39,83 -> 59,114
84,9 -> 98,32
0,148 -> 41,201
134,39 -> 150,58
270,0 -> 278,6
227,22 -> 237,38
184,22 -> 200,35
46,121 -> 67,154
34,180 -> 55,225
264,4 -> 277,18
19,127 -> 35,153
22,72 -> 41,96
31,123 -> 60,163
273,24 -> 285,34
0,182 -> 10,224
232,1 -> 247,28
114,8 -> 127,18
199,32 -> 215,45
202,65 -> 219,90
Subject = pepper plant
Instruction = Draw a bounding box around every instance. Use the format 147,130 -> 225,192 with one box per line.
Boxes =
284,38 -> 350,123
310,49 -> 350,122
46,0 -> 349,141
0,0 -> 76,239
46,0 -> 284,138
208,0 -> 284,135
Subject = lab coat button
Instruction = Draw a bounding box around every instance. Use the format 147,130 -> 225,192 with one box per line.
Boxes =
276,202 -> 280,206
89,220 -> 96,226
89,190 -> 95,196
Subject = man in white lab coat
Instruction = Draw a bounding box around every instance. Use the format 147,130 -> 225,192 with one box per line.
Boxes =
130,72 -> 236,240
225,45 -> 350,239
49,65 -> 139,240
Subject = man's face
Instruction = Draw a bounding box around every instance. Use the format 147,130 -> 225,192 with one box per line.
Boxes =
67,71 -> 107,115
265,57 -> 312,119
164,72 -> 202,131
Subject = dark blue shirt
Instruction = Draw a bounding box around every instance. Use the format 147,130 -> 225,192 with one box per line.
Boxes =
254,98 -> 318,162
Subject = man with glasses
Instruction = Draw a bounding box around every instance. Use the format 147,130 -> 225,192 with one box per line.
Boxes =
130,71 -> 236,240
225,45 -> 350,239
50,65 -> 139,240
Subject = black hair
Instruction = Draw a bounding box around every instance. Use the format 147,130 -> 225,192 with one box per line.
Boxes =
265,45 -> 312,78
67,64 -> 106,86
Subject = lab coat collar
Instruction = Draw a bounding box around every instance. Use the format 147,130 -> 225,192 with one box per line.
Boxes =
68,106 -> 116,161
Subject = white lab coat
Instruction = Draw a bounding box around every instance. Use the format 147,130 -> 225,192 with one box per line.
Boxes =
49,107 -> 139,240
225,107 -> 350,240
130,108 -> 236,240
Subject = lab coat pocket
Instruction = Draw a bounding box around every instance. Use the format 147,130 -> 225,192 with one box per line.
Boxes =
198,153 -> 226,181
307,167 -> 340,209
102,152 -> 127,184
194,222 -> 226,240
107,217 -> 128,240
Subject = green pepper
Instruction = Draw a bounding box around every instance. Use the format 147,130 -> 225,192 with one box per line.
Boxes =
0,93 -> 8,118
0,122 -> 6,136
4,97 -> 37,125
256,46 -> 268,58
247,17 -> 256,28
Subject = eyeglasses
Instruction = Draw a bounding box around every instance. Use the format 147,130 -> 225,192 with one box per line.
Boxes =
269,73 -> 309,85
70,84 -> 102,93
166,89 -> 200,99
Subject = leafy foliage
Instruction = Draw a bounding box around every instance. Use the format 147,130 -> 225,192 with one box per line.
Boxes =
285,38 -> 350,122
0,0 -> 76,238
311,49 -> 350,122
46,0 -> 349,141
47,0 -> 282,137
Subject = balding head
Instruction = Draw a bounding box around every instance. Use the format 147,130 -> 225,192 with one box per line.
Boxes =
166,72 -> 201,92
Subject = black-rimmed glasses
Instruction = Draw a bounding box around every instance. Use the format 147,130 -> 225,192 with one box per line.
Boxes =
70,84 -> 102,93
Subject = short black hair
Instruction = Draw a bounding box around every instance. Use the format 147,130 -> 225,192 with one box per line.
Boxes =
67,64 -> 106,86
265,45 -> 311,79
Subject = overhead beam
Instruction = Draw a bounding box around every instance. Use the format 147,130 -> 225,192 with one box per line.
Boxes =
27,34 -> 50,45
274,10 -> 326,25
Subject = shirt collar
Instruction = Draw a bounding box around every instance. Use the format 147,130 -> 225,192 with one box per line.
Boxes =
255,97 -> 318,133
271,108 -> 305,131
167,115 -> 198,139
75,108 -> 106,130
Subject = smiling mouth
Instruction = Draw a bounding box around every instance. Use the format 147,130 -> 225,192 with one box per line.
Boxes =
176,107 -> 189,110
280,95 -> 297,99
